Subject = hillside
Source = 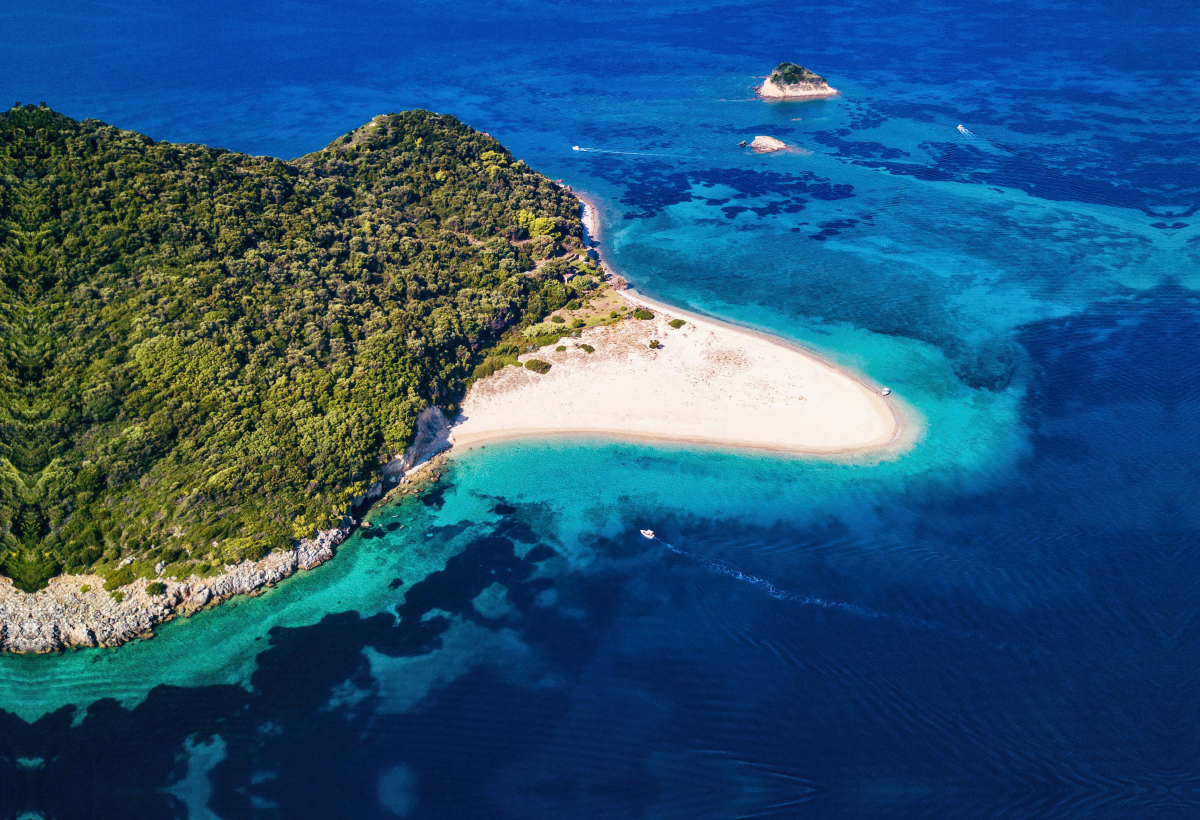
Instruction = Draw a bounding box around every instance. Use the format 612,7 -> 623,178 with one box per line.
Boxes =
0,105 -> 594,591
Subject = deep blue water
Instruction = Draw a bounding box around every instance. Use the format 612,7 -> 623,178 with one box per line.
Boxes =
2,1 -> 1199,818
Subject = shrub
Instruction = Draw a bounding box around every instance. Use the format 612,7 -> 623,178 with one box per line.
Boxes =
524,359 -> 552,374
79,584 -> 90,593
571,318 -> 586,328
472,356 -> 518,381
649,340 -> 661,349
265,531 -> 292,553
146,582 -> 167,596
578,344 -> 595,354
550,315 -> 565,324
565,299 -> 582,310
633,308 -> 654,320
772,63 -> 826,85
668,319 -> 686,329
241,540 -> 268,562
555,345 -> 567,352
528,235 -> 558,260
111,591 -> 125,603
104,565 -> 136,591
609,311 -> 621,318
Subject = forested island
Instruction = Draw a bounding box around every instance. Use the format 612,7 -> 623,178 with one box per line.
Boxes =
0,104 -> 600,601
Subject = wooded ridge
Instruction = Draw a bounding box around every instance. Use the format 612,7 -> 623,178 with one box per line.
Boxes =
0,105 -> 594,591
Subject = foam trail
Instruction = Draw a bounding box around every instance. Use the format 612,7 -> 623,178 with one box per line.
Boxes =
655,536 -> 889,620
951,123 -> 1130,216
652,535 -> 1008,645
573,146 -> 699,160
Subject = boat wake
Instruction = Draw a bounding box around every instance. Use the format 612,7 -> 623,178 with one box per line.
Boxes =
572,145 -> 696,159
648,533 -> 1005,645
653,535 -> 892,621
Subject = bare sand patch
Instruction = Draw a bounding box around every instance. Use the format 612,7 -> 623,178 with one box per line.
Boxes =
451,294 -> 902,456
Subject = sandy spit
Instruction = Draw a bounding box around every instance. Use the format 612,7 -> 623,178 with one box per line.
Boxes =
451,291 -> 905,457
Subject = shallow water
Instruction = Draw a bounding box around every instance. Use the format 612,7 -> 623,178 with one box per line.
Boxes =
2,0 -> 1198,817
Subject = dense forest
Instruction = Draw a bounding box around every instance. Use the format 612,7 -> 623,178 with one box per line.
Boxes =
0,104 -> 596,591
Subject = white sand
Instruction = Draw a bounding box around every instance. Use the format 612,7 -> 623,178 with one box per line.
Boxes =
451,293 -> 901,455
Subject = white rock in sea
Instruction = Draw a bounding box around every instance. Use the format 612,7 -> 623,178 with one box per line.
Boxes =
750,136 -> 788,153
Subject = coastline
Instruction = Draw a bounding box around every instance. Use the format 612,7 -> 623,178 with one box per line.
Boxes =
449,295 -> 905,458
2,190 -> 910,654
0,452 -> 450,654
570,192 -> 910,454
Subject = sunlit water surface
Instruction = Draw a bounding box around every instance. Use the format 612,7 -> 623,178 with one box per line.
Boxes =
1,0 -> 1198,817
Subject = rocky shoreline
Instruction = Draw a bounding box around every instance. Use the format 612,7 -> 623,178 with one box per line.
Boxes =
0,408 -> 453,654
0,523 -> 348,653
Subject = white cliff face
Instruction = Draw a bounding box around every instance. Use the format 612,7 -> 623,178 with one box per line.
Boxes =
387,406 -> 452,477
757,75 -> 838,99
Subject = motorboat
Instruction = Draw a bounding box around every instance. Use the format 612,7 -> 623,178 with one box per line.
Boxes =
640,529 -> 655,539
880,387 -> 892,396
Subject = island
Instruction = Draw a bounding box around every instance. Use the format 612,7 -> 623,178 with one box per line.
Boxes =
757,63 -> 839,100
0,106 -> 899,652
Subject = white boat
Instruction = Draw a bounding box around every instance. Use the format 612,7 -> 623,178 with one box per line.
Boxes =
880,387 -> 892,396
572,145 -> 581,151
640,529 -> 655,539
957,124 -> 969,135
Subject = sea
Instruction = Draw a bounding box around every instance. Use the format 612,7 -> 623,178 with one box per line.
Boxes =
2,0 -> 1197,817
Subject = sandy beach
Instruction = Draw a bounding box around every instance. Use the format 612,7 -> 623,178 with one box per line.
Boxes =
449,194 -> 903,456
451,293 -> 901,456
450,195 -> 904,455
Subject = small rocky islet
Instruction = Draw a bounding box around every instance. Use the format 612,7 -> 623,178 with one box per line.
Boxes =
757,62 -> 839,100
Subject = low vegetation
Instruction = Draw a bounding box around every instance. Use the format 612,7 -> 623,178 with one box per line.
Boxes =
770,63 -> 827,86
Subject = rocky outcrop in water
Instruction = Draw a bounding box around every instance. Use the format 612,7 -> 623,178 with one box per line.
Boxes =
750,136 -> 789,153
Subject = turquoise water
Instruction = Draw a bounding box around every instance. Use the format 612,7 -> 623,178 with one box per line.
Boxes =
2,0 -> 1198,817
